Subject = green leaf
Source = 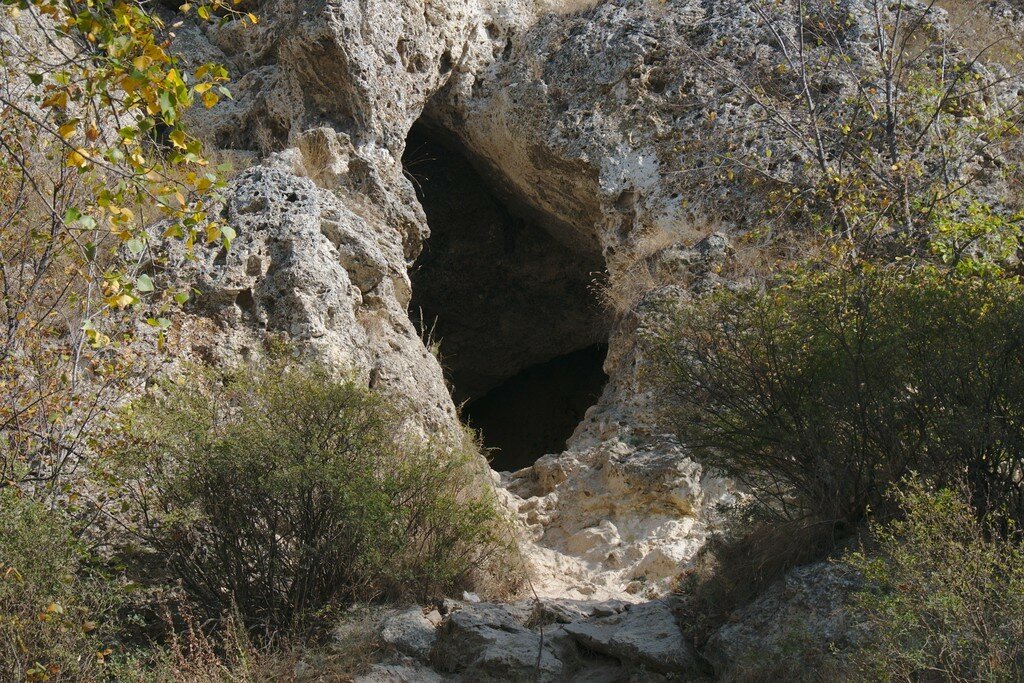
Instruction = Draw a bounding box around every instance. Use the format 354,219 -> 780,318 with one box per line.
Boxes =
136,274 -> 154,293
221,225 -> 236,249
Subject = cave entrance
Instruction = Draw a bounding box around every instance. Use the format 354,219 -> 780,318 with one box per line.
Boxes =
404,120 -> 610,471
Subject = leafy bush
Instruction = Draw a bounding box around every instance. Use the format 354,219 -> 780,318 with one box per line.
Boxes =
0,487 -> 121,682
0,0 -> 246,498
115,361 -> 511,630
844,480 -> 1024,682
647,263 -> 1024,530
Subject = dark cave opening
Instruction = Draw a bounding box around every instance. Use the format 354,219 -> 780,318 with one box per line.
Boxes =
404,120 -> 610,471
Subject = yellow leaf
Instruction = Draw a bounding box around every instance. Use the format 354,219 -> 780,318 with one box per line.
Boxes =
108,293 -> 135,309
58,120 -> 78,140
41,91 -> 68,109
201,90 -> 219,108
67,149 -> 90,169
193,82 -> 213,93
169,129 -> 187,149
121,74 -> 145,93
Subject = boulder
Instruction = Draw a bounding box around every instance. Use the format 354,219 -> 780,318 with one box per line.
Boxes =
380,608 -> 439,660
430,602 -> 569,681
563,599 -> 700,675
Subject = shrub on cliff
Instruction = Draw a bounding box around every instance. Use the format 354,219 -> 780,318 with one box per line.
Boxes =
114,361 -> 510,631
647,263 -> 1024,531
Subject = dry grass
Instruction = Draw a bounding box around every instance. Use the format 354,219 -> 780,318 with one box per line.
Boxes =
114,607 -> 383,683
934,0 -> 1024,67
597,222 -> 711,317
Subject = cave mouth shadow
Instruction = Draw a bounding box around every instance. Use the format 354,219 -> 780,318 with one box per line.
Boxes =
463,344 -> 608,472
404,119 -> 610,471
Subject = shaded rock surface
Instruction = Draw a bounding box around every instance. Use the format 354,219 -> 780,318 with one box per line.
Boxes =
703,562 -> 864,680
361,598 -> 703,681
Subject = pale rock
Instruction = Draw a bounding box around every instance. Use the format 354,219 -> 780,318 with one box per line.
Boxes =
355,662 -> 449,683
430,603 -> 568,681
380,608 -> 438,659
563,599 -> 701,675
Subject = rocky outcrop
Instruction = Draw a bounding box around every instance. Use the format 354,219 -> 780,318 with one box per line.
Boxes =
165,0 -> 1024,676
166,165 -> 457,433
171,0 -> 746,607
704,562 -> 863,680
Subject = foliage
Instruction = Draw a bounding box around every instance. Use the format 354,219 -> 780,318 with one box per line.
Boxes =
691,0 -> 1024,260
646,262 -> 1024,530
112,360 -> 511,631
0,0 -> 252,496
0,486 -> 123,682
844,480 -> 1024,682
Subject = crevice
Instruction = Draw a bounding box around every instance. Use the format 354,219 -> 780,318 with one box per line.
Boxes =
404,118 -> 611,469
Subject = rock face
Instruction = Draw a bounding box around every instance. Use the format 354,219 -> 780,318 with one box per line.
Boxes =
166,0 -> 1023,675
171,0 -> 750,609
704,562 -> 863,680
167,165 -> 456,433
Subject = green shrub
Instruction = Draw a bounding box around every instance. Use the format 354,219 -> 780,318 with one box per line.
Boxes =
647,264 -> 1024,530
0,487 -> 121,682
844,480 -> 1024,682
115,361 -> 511,631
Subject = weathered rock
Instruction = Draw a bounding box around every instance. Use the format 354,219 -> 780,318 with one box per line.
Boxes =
165,165 -> 457,436
563,599 -> 699,675
380,608 -> 439,660
356,662 -> 449,683
503,439 -> 733,601
430,602 -> 569,681
704,562 -> 863,679
400,597 -> 703,680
